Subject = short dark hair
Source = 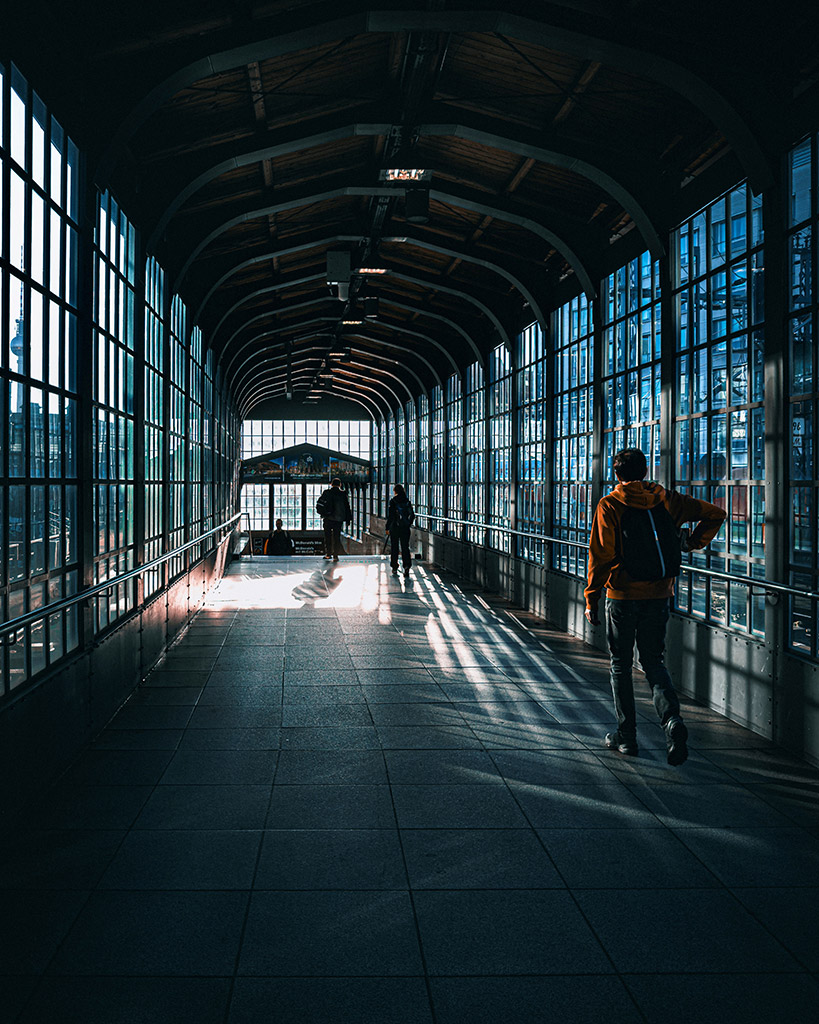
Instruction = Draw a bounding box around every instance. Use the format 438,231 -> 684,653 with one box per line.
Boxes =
331,478 -> 341,487
613,448 -> 647,482
393,483 -> 407,499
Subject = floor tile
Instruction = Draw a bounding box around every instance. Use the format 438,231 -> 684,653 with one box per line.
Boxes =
401,828 -> 564,889
255,829 -> 407,889
108,706 -> 194,730
367,703 -> 465,727
384,749 -> 501,785
391,784 -> 527,828
128,686 -> 204,706
99,829 -> 263,889
377,725 -> 483,749
61,749 -> 175,786
49,891 -> 248,975
91,729 -> 183,750
177,727 -> 281,750
624,973 -> 819,1024
626,782 -> 794,828
672,826 -> 819,886
508,781 -> 663,828
0,830 -> 124,890
575,888 -> 801,972
537,827 -> 720,888
282,684 -> 365,704
238,891 -> 422,975
267,783 -> 396,829
362,683 -> 448,703
281,669 -> 360,686
160,749 -> 279,785
731,887 -> 819,970
490,749 -> 617,786
430,977 -> 642,1024
282,704 -> 373,727
187,706 -> 282,729
274,749 -> 388,785
0,891 -> 90,973
228,978 -> 433,1024
24,785 -> 154,830
414,891 -> 612,975
280,726 -> 381,750
134,785 -> 272,829
18,977 -> 232,1024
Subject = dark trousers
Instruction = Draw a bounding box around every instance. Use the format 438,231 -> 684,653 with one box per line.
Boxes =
323,520 -> 343,556
389,525 -> 412,569
605,597 -> 681,739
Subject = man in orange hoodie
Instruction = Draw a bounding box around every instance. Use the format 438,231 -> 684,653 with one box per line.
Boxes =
584,448 -> 726,766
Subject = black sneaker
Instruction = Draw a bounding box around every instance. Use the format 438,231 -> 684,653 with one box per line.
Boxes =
604,731 -> 638,756
665,716 -> 689,766
403,568 -> 410,577
391,568 -> 399,576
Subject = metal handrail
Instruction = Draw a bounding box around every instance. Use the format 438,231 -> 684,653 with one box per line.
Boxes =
405,511 -> 819,603
0,513 -> 242,640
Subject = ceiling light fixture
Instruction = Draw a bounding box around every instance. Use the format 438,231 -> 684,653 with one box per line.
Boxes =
384,168 -> 429,181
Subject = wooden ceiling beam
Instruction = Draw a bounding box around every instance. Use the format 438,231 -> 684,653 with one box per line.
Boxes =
551,60 -> 602,125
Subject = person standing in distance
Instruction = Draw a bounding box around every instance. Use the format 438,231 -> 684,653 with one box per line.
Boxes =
385,484 -> 415,577
316,478 -> 352,563
264,518 -> 294,556
584,447 -> 726,766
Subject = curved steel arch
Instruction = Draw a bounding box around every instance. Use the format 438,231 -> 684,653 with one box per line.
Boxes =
170,183 -> 598,298
148,113 -> 662,257
234,344 -> 432,410
222,308 -> 467,384
232,332 -> 442,397
242,368 -> 398,418
239,368 -> 389,419
237,353 -> 414,411
212,279 -> 481,371
195,234 -> 514,340
97,9 -> 771,198
210,272 -> 325,345
242,379 -> 381,421
380,232 -> 549,331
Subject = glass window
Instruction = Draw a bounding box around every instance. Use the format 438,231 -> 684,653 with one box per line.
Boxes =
489,345 -> 512,553
674,184 -> 765,636
787,134 -> 819,653
550,300 -> 593,576
1,65 -> 80,692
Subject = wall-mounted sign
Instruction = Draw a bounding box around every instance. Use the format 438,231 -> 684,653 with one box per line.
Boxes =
242,442 -> 370,484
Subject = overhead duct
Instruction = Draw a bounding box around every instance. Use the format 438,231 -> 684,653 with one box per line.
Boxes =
326,250 -> 351,301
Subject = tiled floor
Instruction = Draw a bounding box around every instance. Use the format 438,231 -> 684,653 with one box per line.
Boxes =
3,556 -> 819,1023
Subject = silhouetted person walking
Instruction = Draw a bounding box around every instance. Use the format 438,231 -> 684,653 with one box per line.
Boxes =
584,447 -> 726,766
316,478 -> 352,563
385,484 -> 415,577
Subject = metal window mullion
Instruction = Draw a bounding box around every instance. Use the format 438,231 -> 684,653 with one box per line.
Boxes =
160,283 -> 172,591
763,174 -> 790,667
132,233 -> 146,608
75,170 -> 97,650
590,292 -> 605,533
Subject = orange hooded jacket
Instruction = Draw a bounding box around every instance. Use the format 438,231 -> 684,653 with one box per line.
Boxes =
584,480 -> 727,611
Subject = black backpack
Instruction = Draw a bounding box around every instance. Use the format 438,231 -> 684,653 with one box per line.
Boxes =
619,504 -> 682,581
316,489 -> 331,517
395,500 -> 414,526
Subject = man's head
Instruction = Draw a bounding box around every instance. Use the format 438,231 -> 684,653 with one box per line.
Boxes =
331,478 -> 341,488
275,518 -> 283,529
613,448 -> 647,482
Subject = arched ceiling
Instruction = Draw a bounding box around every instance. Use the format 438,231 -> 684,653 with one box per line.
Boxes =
8,0 -> 819,415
